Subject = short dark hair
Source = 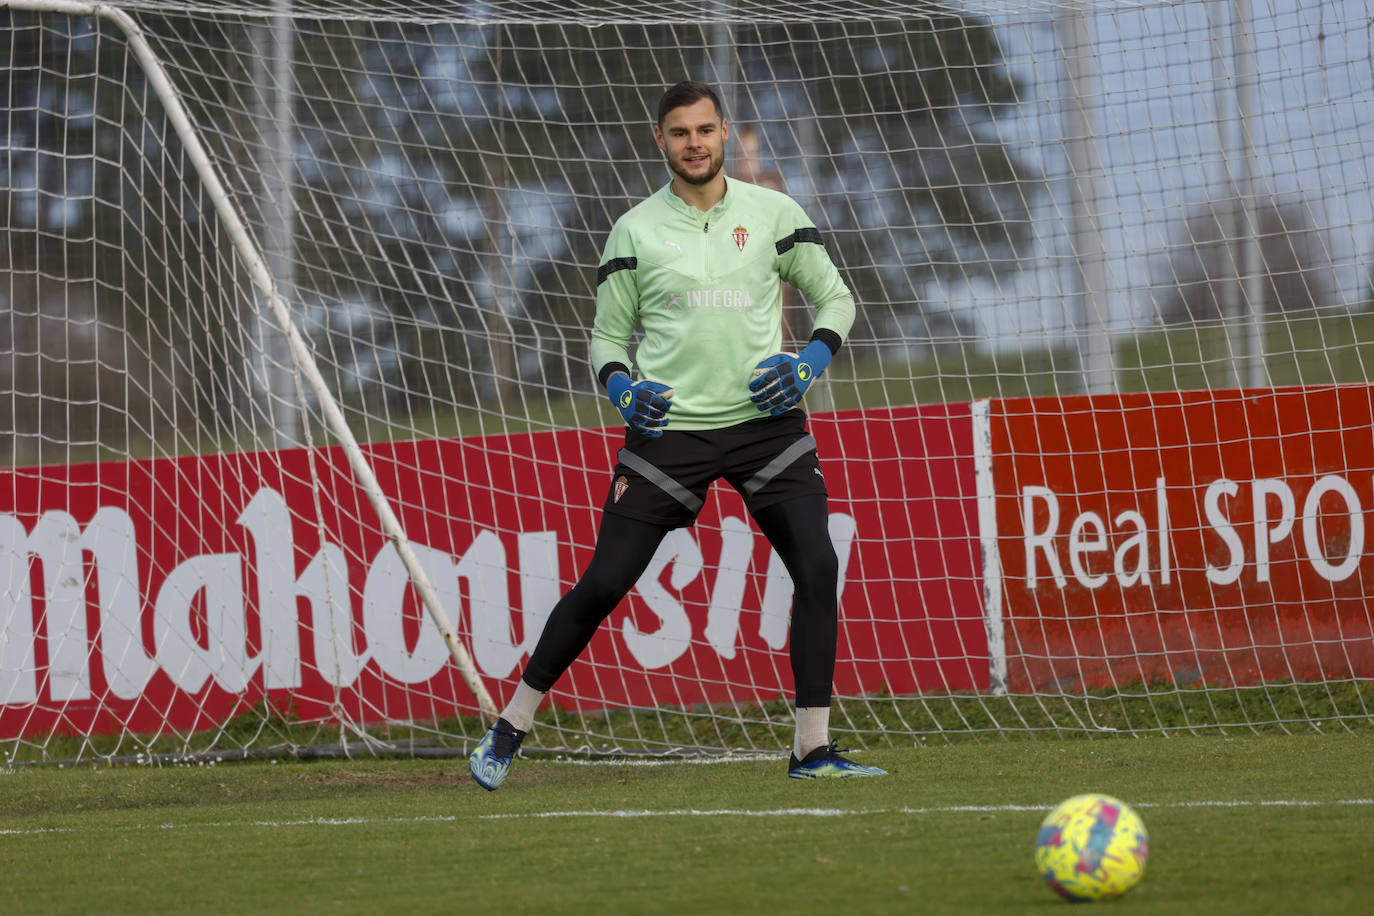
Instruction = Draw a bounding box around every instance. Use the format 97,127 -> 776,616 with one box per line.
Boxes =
656,81 -> 724,125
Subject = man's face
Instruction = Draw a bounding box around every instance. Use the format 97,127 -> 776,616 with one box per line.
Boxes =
654,97 -> 728,187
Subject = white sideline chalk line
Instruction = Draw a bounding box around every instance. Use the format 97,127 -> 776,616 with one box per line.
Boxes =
558,754 -> 781,767
481,798 -> 1374,819
4,798 -> 1373,837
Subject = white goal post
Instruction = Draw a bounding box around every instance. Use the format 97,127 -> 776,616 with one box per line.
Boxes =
3,0 -> 1374,764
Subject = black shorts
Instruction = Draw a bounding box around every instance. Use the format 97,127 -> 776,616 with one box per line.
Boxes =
602,411 -> 828,528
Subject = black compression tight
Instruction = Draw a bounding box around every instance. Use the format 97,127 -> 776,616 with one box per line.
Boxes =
520,495 -> 838,709
753,495 -> 839,708
522,513 -> 668,692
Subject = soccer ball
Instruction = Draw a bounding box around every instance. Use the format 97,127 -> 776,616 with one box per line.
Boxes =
1033,793 -> 1149,902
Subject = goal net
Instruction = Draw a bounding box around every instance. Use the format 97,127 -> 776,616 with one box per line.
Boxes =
3,0 -> 1373,763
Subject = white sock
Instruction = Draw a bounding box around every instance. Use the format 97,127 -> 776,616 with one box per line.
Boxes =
499,680 -> 546,733
793,706 -> 830,760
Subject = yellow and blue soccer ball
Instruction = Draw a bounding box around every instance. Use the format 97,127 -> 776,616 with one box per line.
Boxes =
1034,793 -> 1149,901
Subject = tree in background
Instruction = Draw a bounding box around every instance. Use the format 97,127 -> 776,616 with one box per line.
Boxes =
291,14 -> 1042,411
3,8 -> 1042,452
1150,194 -> 1337,324
738,16 -> 1040,353
0,10 -> 227,461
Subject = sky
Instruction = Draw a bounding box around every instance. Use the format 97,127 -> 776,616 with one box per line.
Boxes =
961,0 -> 1374,347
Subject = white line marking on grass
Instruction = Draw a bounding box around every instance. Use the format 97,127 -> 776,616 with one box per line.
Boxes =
557,754 -> 781,767
3,799 -> 1373,838
481,807 -> 868,819
479,798 -> 1374,820
1159,798 -> 1374,809
0,814 -> 462,837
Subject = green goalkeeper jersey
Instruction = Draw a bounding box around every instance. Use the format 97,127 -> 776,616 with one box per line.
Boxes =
591,177 -> 856,431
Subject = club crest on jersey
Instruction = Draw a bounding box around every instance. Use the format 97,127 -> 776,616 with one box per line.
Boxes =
614,475 -> 629,503
732,225 -> 749,251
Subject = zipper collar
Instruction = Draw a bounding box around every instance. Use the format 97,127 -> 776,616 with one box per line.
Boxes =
660,176 -> 734,228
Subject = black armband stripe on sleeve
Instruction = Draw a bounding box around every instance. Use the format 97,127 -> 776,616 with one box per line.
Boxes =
809,328 -> 843,356
597,257 -> 637,286
775,227 -> 823,256
598,362 -> 631,389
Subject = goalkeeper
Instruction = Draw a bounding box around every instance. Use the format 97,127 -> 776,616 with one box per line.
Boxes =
470,80 -> 886,788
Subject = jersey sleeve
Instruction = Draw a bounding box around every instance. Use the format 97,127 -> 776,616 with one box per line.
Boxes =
589,218 -> 640,381
776,198 -> 856,342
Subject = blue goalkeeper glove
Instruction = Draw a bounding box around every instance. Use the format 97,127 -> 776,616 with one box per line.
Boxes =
606,373 -> 675,437
748,339 -> 833,415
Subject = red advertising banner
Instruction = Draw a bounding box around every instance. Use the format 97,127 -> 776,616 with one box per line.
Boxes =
0,404 -> 983,738
989,385 -> 1374,692
11,382 -> 1370,739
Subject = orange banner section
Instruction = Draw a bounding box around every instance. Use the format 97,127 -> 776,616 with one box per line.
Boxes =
991,385 -> 1374,692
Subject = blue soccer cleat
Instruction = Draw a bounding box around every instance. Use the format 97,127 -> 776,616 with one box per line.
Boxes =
787,741 -> 888,779
469,718 -> 526,791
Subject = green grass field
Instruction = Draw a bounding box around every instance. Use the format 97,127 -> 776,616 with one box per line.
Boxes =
4,733 -> 1373,914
